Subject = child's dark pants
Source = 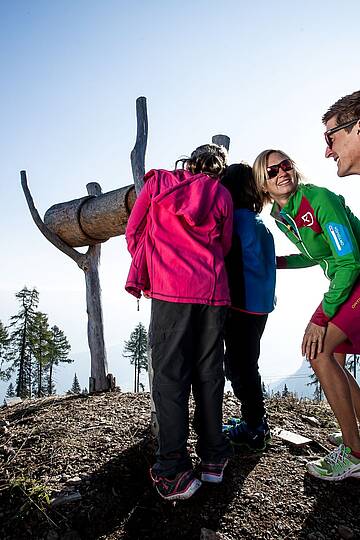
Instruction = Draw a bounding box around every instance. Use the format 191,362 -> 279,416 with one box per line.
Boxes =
224,309 -> 268,428
150,299 -> 230,478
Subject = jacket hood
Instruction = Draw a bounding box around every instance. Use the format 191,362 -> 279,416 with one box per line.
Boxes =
151,169 -> 220,226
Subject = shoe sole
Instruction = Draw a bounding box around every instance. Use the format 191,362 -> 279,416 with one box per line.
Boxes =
156,478 -> 202,500
201,460 -> 228,484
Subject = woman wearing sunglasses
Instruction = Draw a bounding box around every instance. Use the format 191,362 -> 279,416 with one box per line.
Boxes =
253,149 -> 360,481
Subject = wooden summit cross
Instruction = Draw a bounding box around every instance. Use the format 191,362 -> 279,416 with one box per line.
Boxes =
21,96 -> 230,397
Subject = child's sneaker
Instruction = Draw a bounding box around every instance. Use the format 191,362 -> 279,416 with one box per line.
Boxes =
149,468 -> 202,500
200,458 -> 228,483
307,444 -> 360,481
224,418 -> 270,452
226,417 -> 242,427
328,431 -> 343,446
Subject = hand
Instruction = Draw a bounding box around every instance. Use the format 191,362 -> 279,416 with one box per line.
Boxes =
301,322 -> 326,360
143,292 -> 151,299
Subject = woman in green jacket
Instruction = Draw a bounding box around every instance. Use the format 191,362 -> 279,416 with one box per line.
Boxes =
253,149 -> 360,481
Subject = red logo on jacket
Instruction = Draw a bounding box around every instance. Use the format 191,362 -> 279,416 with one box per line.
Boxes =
294,196 -> 322,233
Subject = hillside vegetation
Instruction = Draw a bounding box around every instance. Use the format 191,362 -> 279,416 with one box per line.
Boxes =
0,392 -> 359,539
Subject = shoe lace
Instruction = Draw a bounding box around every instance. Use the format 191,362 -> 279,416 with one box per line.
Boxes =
324,444 -> 348,466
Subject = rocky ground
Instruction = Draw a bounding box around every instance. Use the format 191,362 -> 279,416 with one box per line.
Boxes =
0,391 -> 359,540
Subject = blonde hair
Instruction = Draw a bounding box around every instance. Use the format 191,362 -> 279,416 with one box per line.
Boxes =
253,149 -> 303,206
176,143 -> 228,178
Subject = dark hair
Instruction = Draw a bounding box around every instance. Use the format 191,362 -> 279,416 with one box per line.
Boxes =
322,90 -> 360,127
221,163 -> 263,213
175,143 -> 228,178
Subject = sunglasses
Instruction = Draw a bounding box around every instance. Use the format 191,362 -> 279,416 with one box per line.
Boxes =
324,119 -> 358,149
266,159 -> 293,180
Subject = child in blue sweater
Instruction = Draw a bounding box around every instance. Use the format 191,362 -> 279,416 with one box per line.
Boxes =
222,163 -> 276,451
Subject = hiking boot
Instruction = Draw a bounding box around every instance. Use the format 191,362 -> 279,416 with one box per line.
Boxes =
149,468 -> 202,500
200,458 -> 228,483
306,444 -> 360,481
223,418 -> 271,452
328,431 -> 343,446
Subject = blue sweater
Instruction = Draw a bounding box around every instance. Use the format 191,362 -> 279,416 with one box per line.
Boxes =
225,209 -> 276,314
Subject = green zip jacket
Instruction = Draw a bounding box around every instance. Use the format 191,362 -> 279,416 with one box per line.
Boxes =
273,183 -> 360,325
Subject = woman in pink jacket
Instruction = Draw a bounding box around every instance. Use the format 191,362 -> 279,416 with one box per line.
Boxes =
125,144 -> 233,500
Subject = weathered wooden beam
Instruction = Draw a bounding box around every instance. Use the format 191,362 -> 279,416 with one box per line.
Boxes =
43,185 -> 136,248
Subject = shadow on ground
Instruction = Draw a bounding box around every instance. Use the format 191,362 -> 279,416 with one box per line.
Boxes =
43,437 -> 260,540
300,473 -> 360,538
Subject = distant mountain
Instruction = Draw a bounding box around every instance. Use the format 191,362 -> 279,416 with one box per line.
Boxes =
268,359 -> 314,398
269,358 -> 360,398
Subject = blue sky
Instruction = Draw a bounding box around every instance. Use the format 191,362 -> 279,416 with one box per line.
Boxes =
1,0 -> 360,396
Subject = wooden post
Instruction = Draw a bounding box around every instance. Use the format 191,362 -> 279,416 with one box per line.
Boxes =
212,134 -> 230,151
85,182 -> 108,392
131,96 -> 148,195
129,97 -> 159,435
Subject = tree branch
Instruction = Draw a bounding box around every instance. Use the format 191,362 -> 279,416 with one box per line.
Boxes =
20,170 -> 87,269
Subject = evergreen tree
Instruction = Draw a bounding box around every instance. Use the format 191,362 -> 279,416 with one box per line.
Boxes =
307,371 -> 322,401
69,373 -> 81,394
123,322 -> 148,392
262,382 -> 269,398
346,354 -> 359,380
8,287 -> 39,397
47,325 -> 73,395
0,321 -> 12,381
282,383 -> 289,397
29,312 -> 52,397
6,382 -> 15,397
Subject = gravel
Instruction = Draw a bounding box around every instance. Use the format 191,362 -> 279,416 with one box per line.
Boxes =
0,391 -> 359,539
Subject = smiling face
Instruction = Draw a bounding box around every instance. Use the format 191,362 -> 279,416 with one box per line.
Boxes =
324,116 -> 360,177
265,152 -> 298,206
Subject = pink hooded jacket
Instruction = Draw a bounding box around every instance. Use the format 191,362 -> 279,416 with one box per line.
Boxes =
125,168 -> 233,305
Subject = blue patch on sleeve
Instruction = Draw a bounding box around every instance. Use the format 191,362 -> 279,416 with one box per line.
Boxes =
325,222 -> 353,256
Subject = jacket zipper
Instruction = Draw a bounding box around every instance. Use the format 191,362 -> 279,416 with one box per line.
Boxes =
276,212 -> 330,280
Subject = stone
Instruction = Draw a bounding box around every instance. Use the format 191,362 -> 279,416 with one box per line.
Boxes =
338,525 -> 354,539
51,491 -> 82,507
66,476 -> 82,485
301,415 -> 321,426
4,397 -> 22,407
200,528 -> 219,539
46,530 -> 59,540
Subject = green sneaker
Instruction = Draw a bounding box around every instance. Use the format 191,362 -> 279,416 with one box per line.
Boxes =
328,431 -> 343,446
307,444 -> 360,481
